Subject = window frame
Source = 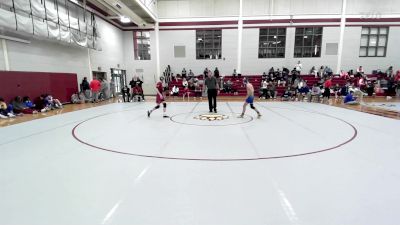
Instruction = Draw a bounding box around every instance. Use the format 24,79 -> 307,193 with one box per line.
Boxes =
258,28 -> 286,58
293,27 -> 323,58
134,31 -> 151,60
359,27 -> 389,57
196,30 -> 222,60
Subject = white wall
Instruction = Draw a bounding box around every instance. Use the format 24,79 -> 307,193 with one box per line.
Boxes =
341,26 -> 400,72
159,29 -> 238,75
158,0 -> 240,18
241,27 -> 339,74
123,31 -> 157,94
346,0 -> 400,15
1,15 -> 125,88
89,17 -> 126,80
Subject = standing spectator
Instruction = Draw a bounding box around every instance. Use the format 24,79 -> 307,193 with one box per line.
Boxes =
203,68 -> 209,76
259,79 -> 268,99
182,68 -> 187,78
121,85 -> 130,102
205,71 -> 219,113
182,78 -> 190,100
318,66 -> 324,78
386,66 -> 394,78
90,77 -> 101,103
322,78 -> 332,103
81,77 -> 91,100
295,61 -> 302,74
214,67 -> 220,78
100,78 -> 110,100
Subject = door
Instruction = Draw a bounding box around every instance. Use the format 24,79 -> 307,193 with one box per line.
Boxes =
111,68 -> 126,94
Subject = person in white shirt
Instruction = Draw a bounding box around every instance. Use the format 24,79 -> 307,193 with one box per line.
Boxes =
182,78 -> 190,100
295,61 -> 302,74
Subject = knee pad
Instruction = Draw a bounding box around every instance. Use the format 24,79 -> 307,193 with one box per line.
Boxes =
250,104 -> 255,109
163,102 -> 167,108
155,105 -> 160,109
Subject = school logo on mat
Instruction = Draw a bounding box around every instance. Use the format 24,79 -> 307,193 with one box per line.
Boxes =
193,114 -> 229,121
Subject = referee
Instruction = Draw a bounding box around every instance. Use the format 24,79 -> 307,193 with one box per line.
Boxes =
205,71 -> 219,113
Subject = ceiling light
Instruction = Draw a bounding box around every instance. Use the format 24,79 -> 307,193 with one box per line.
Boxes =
120,16 -> 131,23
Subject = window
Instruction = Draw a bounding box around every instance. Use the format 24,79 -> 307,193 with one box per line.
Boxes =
294,27 -> 323,58
196,30 -> 222,59
258,28 -> 286,58
360,27 -> 388,57
134,31 -> 151,60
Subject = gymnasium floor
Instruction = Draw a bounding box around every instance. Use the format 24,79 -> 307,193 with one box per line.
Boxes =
1,99 -> 400,225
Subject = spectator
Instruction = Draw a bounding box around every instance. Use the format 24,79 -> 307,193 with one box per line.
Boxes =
308,84 -> 321,102
12,96 -> 38,114
81,77 -> 91,100
340,70 -> 349,79
90,77 -> 101,103
386,66 -> 394,78
121,85 -> 130,102
322,78 -> 332,103
71,92 -> 84,104
232,69 -> 237,77
324,66 -> 333,77
344,91 -> 359,105
298,82 -> 310,102
262,72 -> 267,80
182,68 -> 187,78
268,67 -> 275,76
204,68 -> 209,76
395,79 -> 400,98
182,78 -> 190,100
366,82 -> 375,97
310,66 -> 317,78
0,97 -> 16,118
23,96 -> 36,109
340,83 -> 350,97
333,84 -> 341,99
100,78 -> 110,100
281,87 -> 292,101
318,66 -> 324,78
356,66 -> 364,77
194,79 -> 202,99
171,85 -> 179,98
295,61 -> 302,73
214,67 -> 220,78
268,81 -> 277,99
188,69 -> 195,80
259,79 -> 268,99
45,94 -> 63,109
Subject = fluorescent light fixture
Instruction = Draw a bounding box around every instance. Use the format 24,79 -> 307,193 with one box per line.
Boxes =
120,16 -> 131,23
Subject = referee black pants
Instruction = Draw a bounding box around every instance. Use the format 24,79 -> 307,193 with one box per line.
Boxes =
207,89 -> 217,112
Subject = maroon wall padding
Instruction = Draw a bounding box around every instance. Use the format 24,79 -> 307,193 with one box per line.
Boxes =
0,71 -> 78,103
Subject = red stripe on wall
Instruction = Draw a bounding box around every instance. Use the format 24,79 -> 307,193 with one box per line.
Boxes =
159,21 -> 238,26
346,18 -> 400,22
159,27 -> 238,31
0,71 -> 78,103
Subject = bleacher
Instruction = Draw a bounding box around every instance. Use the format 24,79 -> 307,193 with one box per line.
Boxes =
167,74 -> 350,97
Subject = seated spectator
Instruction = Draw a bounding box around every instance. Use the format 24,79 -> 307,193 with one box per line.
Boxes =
121,85 -> 130,102
333,84 -> 341,99
340,70 -> 350,79
232,69 -> 237,77
203,68 -> 209,76
194,79 -> 202,99
23,96 -> 36,109
281,87 -> 292,101
310,66 -> 317,78
45,94 -> 63,109
0,97 -> 16,118
171,85 -> 179,98
298,82 -> 310,102
262,72 -> 268,80
268,67 -> 275,76
308,84 -> 321,103
223,79 -> 233,93
340,83 -> 350,97
344,91 -> 359,105
395,79 -> 400,98
71,92 -> 85,104
366,82 -> 375,96
324,66 -> 333,77
12,96 -> 38,114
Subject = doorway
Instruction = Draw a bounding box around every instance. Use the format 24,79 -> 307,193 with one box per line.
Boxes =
111,68 -> 127,94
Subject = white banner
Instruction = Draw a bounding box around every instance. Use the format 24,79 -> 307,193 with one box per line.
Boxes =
16,14 -> 33,34
79,21 -> 87,33
59,12 -> 69,27
47,21 -> 60,40
60,26 -> 71,43
46,5 -> 58,23
14,0 -> 31,12
33,18 -> 48,37
0,8 -> 17,30
31,0 -> 46,19
87,35 -> 94,49
69,17 -> 79,30
0,0 -> 13,8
